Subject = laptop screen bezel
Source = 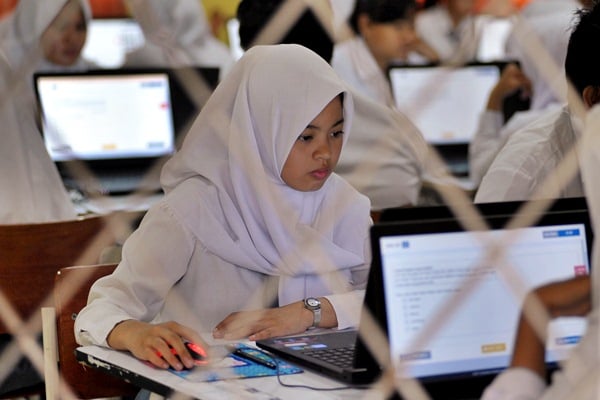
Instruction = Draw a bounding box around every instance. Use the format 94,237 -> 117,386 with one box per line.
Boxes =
357,198 -> 593,397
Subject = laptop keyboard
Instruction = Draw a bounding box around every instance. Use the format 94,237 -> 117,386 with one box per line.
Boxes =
302,345 -> 356,368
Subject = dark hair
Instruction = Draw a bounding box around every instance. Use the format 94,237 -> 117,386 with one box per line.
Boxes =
565,2 -> 600,96
348,0 -> 417,35
237,0 -> 334,63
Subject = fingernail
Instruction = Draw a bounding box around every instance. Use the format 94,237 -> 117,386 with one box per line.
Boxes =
213,329 -> 223,338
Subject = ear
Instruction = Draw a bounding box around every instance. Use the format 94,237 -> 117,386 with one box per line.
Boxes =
357,14 -> 372,36
582,86 -> 600,108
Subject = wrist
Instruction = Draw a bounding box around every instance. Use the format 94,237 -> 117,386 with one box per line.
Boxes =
303,297 -> 322,329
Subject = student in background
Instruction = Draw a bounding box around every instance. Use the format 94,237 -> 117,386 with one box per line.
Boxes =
236,0 -> 428,210
474,3 -> 600,203
415,0 -> 479,63
468,0 -> 581,186
125,0 -> 234,78
75,45 -> 372,373
481,104 -> 600,398
331,0 -> 440,107
0,0 -> 93,393
0,0 -> 94,224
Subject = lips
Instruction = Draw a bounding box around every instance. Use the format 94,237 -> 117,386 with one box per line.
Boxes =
310,167 -> 330,180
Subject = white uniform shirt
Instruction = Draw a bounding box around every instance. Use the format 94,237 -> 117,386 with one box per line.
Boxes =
331,37 -> 395,107
481,105 -> 600,400
337,91 -> 427,210
475,106 -> 584,203
415,5 -> 478,62
75,200 -> 369,346
469,104 -> 565,186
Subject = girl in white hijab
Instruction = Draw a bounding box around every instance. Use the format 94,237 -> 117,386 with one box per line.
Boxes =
125,0 -> 233,76
75,44 -> 371,371
0,0 -> 92,223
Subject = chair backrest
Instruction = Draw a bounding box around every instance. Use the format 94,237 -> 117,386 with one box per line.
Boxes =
54,264 -> 138,398
0,216 -> 110,334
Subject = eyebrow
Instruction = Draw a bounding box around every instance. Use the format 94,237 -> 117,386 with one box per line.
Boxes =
306,118 -> 345,130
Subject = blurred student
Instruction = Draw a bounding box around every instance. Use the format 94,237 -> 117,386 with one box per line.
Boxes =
76,45 -> 372,374
468,0 -> 581,186
481,106 -> 600,399
0,0 -> 94,224
331,0 -> 440,107
415,0 -> 479,63
475,2 -> 599,203
0,0 -> 94,393
236,0 -> 428,210
125,0 -> 234,79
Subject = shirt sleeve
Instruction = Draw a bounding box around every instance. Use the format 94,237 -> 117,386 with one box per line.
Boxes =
481,368 -> 546,400
469,110 -> 504,186
75,202 -> 195,346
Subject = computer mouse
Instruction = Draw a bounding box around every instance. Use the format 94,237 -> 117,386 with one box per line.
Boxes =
185,342 -> 208,365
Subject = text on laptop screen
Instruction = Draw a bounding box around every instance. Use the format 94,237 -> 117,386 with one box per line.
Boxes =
37,73 -> 175,162
389,65 -> 499,145
379,223 -> 589,379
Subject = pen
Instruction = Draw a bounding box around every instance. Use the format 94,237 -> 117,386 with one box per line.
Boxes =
232,347 -> 277,369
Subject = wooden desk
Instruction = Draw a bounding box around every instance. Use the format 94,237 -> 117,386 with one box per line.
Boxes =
77,345 -> 383,400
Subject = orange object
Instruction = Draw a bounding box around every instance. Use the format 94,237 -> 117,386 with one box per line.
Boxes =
0,0 -> 17,18
88,0 -> 129,17
0,0 -> 130,19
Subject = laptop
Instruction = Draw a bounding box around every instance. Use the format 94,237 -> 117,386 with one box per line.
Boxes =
34,69 -> 189,195
82,18 -> 145,68
257,201 -> 592,398
387,62 -> 529,176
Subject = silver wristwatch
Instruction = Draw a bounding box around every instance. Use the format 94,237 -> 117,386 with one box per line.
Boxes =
304,297 -> 322,328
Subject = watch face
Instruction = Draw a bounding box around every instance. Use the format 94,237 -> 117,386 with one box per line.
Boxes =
306,298 -> 320,308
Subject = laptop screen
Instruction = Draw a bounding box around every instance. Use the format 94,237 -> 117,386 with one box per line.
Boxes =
388,64 -> 499,145
35,71 -> 176,162
370,211 -> 592,383
82,18 -> 145,68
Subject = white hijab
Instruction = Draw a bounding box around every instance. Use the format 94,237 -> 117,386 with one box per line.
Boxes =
0,0 -> 92,74
161,44 -> 371,305
0,0 -> 91,223
126,0 -> 233,73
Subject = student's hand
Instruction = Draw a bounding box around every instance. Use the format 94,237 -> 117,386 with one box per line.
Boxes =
213,298 -> 337,341
106,320 -> 206,371
511,275 -> 591,378
528,274 -> 591,318
487,63 -> 532,111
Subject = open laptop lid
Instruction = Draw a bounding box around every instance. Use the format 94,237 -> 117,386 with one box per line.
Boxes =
356,202 -> 593,398
34,69 -> 176,164
388,62 -> 502,146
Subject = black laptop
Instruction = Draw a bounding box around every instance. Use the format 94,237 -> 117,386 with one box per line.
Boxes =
34,67 -> 219,195
257,200 -> 592,398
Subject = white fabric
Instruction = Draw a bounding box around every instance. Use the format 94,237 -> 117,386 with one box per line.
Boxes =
469,2 -> 578,186
125,0 -> 233,78
331,36 -> 395,107
75,45 -> 372,346
336,91 -> 427,210
414,4 -> 479,62
469,104 -> 565,186
475,106 -> 584,203
481,105 -> 600,400
0,0 -> 93,223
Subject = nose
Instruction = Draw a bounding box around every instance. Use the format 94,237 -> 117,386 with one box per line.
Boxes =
314,138 -> 332,161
